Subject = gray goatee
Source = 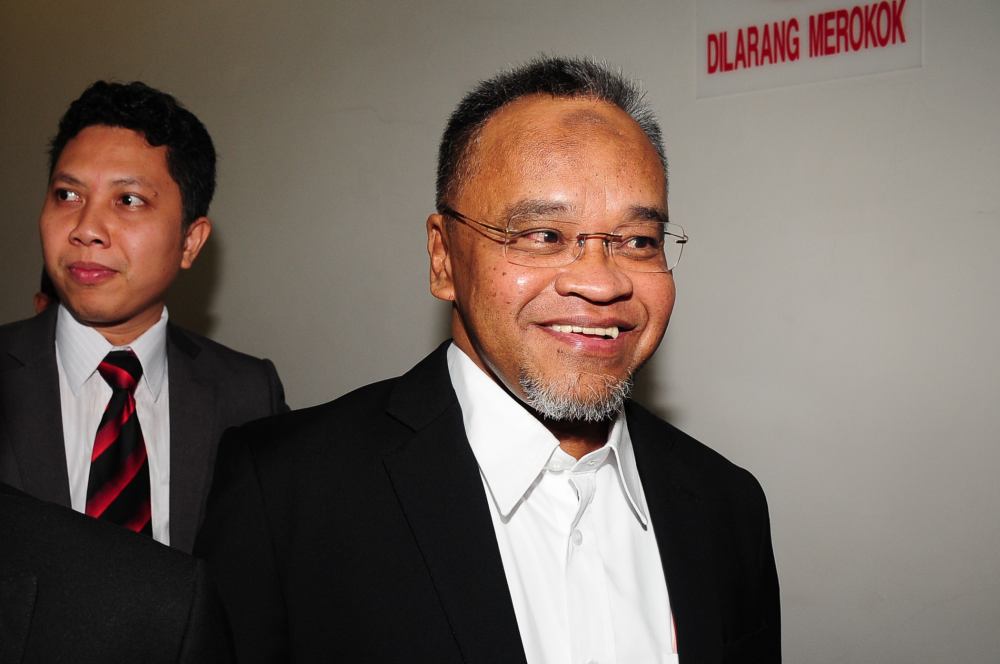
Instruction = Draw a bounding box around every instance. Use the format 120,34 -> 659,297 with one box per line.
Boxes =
518,370 -> 633,423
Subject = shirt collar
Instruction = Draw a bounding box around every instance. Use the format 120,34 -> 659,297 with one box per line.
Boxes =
446,343 -> 649,526
606,414 -> 651,527
55,304 -> 169,400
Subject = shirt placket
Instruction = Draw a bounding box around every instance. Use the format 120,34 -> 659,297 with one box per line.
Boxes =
563,452 -> 616,664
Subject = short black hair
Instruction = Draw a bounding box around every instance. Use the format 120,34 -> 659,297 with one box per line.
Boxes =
48,80 -> 216,227
436,55 -> 666,210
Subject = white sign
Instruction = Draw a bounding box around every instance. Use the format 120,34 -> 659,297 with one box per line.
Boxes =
696,0 -> 923,98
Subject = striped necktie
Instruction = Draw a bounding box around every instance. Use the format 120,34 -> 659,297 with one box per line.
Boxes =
85,350 -> 152,535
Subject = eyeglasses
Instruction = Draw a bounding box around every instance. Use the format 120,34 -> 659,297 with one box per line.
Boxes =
440,205 -> 688,273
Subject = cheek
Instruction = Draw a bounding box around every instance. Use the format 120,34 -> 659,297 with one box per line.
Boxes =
39,213 -> 65,245
132,226 -> 178,257
642,279 -> 676,332
478,263 -> 534,305
40,226 -> 69,267
498,273 -> 546,309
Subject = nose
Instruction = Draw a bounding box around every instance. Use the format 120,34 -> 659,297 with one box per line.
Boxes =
553,235 -> 633,302
68,201 -> 110,247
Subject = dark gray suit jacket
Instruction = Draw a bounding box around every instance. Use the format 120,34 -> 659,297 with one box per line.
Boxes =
0,306 -> 287,552
197,342 -> 780,663
0,482 -> 233,664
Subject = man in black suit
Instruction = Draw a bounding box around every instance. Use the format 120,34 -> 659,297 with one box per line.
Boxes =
197,56 -> 780,662
0,81 -> 286,553
0,482 -> 232,663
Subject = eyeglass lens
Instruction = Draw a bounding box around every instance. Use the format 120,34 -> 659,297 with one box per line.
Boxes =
503,220 -> 685,273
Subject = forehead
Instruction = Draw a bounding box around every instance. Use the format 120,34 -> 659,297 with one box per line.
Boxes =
489,95 -> 634,138
54,125 -> 170,180
458,95 -> 665,215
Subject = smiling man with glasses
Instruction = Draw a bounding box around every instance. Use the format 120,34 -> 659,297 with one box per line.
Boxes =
197,56 -> 780,663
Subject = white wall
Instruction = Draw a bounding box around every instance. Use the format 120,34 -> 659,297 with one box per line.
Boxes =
2,1 -> 997,661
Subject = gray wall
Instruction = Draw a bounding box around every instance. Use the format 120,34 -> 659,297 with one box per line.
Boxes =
2,1 -> 998,661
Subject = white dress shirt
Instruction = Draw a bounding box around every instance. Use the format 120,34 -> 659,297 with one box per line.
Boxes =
55,304 -> 171,545
447,344 -> 678,664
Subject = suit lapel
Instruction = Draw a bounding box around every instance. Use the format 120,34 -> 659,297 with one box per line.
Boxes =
0,309 -> 71,506
628,404 -> 723,664
166,325 -> 218,553
381,344 -> 527,664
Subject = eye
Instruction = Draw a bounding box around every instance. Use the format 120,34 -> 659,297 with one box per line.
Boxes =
616,224 -> 666,258
54,188 -> 81,202
520,228 -> 564,245
623,234 -> 663,250
118,193 -> 146,208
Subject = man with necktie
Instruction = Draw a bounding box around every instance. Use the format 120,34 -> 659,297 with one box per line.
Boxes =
0,80 -> 287,552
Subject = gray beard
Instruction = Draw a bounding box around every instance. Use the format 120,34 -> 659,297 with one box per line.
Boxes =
518,370 -> 633,423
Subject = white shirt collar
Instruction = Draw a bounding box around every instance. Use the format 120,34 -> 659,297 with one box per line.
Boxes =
446,343 -> 649,525
55,304 -> 169,400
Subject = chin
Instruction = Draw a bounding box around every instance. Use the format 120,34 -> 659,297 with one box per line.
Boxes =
518,369 -> 634,423
61,302 -> 126,327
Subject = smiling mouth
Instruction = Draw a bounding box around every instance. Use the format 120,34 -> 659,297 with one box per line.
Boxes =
548,324 -> 620,339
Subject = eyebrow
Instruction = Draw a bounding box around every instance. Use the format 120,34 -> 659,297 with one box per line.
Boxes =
49,172 -> 157,194
502,199 -> 572,222
628,205 -> 669,224
110,176 -> 148,187
50,172 -> 84,187
502,199 -> 668,225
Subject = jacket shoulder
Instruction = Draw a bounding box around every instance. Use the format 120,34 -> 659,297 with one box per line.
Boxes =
228,342 -> 454,455
167,323 -> 287,417
0,314 -> 54,371
0,315 -> 41,339
232,377 -> 398,453
626,401 -> 767,500
168,324 -> 273,370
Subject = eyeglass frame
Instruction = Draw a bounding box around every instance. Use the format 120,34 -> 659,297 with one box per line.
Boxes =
438,205 -> 688,273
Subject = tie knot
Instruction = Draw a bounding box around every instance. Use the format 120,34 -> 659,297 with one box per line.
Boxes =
98,350 -> 143,392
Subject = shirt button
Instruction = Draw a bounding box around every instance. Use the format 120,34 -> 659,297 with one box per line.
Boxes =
571,529 -> 583,546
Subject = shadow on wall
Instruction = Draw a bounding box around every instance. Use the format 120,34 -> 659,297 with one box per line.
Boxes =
632,354 -> 680,425
166,235 -> 220,337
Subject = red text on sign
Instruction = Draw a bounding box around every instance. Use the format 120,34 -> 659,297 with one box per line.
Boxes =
707,19 -> 801,73
705,0 -> 909,75
809,0 -> 907,58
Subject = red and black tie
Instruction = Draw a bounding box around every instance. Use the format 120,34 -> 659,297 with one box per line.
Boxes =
85,350 -> 152,535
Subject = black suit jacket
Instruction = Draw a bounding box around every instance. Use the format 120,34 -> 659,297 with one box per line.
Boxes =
0,482 -> 233,663
196,343 -> 780,663
0,306 -> 287,552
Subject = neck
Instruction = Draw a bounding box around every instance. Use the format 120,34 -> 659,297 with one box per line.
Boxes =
545,419 -> 610,459
86,307 -> 163,347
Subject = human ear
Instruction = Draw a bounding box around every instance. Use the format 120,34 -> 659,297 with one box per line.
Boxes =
427,213 -> 456,302
180,216 -> 212,269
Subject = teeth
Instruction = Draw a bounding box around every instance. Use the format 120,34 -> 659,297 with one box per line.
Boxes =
549,324 -> 620,339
